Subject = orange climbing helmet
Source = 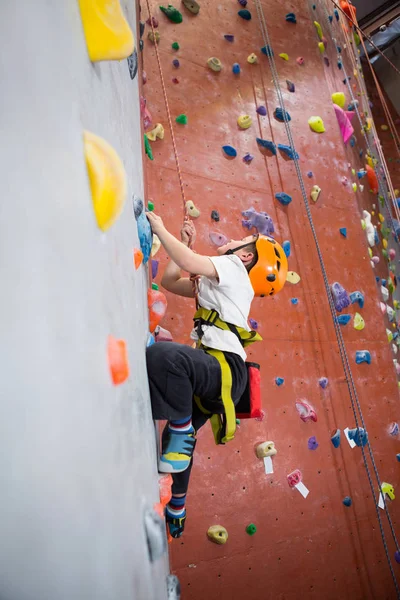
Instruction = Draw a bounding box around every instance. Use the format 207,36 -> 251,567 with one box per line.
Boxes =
249,235 -> 288,297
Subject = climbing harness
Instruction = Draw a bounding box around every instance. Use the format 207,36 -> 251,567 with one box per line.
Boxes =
254,0 -> 400,593
193,307 -> 262,445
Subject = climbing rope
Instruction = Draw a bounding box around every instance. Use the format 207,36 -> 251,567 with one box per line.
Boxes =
327,0 -> 400,77
253,0 -> 400,593
144,0 -> 187,213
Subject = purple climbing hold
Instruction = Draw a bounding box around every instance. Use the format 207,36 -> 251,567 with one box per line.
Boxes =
307,171 -> 313,178
211,210 -> 220,222
249,318 -> 258,330
172,59 -> 180,68
242,207 -> 274,235
238,0 -> 247,5
243,153 -> 254,163
286,80 -> 295,93
395,551 -> 400,564
308,436 -> 319,450
319,377 -> 328,389
257,138 -> 276,155
209,232 -> 229,247
324,56 -> 330,67
224,34 -> 235,42
151,259 -> 159,279
331,282 -> 350,312
256,106 -> 267,116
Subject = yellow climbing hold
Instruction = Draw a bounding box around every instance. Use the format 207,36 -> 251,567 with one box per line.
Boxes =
310,185 -> 321,202
286,271 -> 300,284
365,118 -> 372,132
84,130 -> 127,232
383,239 -> 388,249
314,21 -> 323,40
279,53 -> 289,60
332,92 -> 346,108
237,115 -> 252,129
378,213 -> 385,223
354,313 -> 365,331
318,42 -> 325,54
381,482 -> 395,500
368,248 -> 372,258
78,0 -> 134,62
352,183 -> 357,192
207,57 -> 222,71
247,53 -> 258,64
381,124 -> 389,131
185,200 -> 200,218
207,525 -> 228,545
147,123 -> 165,141
352,169 -> 356,176
151,234 -> 161,257
308,116 -> 325,133
387,329 -> 393,342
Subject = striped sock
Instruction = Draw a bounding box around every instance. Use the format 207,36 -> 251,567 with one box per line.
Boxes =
166,494 -> 186,519
168,417 -> 193,434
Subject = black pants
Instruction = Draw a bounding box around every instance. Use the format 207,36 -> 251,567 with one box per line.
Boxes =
146,342 -> 247,495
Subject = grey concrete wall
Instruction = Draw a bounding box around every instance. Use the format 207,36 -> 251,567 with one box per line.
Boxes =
374,37 -> 400,114
0,2 -> 168,599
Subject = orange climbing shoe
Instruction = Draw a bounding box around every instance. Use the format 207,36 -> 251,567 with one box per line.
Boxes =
78,0 -> 135,62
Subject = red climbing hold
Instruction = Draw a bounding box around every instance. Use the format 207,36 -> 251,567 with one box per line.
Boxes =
107,335 -> 130,385
148,288 -> 168,333
366,165 -> 379,194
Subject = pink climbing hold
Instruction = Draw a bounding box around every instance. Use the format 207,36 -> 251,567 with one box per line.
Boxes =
389,249 -> 396,261
287,469 -> 303,488
296,57 -> 305,65
295,399 -> 317,422
155,325 -> 173,342
333,105 -> 355,144
209,231 -> 229,247
140,96 -> 152,130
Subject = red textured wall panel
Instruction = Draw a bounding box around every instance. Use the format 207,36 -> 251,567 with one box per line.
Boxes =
142,0 -> 400,597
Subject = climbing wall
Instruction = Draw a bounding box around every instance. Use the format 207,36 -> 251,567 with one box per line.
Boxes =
0,2 -> 170,599
142,0 -> 400,598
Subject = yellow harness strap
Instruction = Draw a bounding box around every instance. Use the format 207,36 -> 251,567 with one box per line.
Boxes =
193,308 -> 262,445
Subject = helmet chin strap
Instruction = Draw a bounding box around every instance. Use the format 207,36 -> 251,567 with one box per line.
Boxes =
225,242 -> 253,256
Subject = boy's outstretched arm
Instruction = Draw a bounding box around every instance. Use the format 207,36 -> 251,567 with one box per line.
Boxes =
147,212 -> 217,279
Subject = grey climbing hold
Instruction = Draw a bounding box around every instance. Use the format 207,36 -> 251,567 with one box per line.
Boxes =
286,80 -> 295,93
274,107 -> 291,122
355,351 -> 371,365
275,192 -> 292,206
166,574 -> 181,600
144,507 -> 167,562
256,138 -> 276,155
331,429 -> 341,448
211,210 -> 220,222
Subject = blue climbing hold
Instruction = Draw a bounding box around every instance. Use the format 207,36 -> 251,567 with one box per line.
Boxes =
337,60 -> 342,70
147,333 -> 155,347
307,171 -> 313,178
238,9 -> 251,20
359,149 -> 363,158
257,138 -> 276,155
291,298 -> 298,305
343,496 -> 352,507
282,240 -> 291,257
350,136 -> 356,147
319,377 -> 328,389
278,144 -> 299,160
355,351 -> 371,365
172,59 -> 180,68
285,12 -> 296,23
331,429 -> 341,448
357,169 -> 367,179
261,45 -> 274,57
382,279 -> 387,287
375,276 -> 380,283
133,196 -> 153,265
328,15 -> 333,23
334,8 -> 339,20
337,45 -> 342,53
275,377 -> 284,386
256,106 -> 267,116
348,427 -> 368,447
224,34 -> 234,42
232,63 -> 241,74
312,4 -> 316,8
275,192 -> 292,206
374,228 -> 380,245
222,145 -> 237,157
350,291 -> 364,309
274,107 -> 291,122
397,453 -> 400,462
337,314 -> 351,325
340,228 -> 347,238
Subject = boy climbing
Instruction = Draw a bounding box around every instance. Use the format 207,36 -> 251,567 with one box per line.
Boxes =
146,211 -> 288,538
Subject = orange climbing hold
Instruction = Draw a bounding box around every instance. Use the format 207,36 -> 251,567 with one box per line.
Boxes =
107,335 -> 130,385
159,474 -> 173,507
134,248 -> 144,269
340,1 -> 356,26
78,0 -> 135,62
366,164 -> 379,194
148,288 -> 168,333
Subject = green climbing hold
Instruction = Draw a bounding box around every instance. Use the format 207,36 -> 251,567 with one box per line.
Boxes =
176,114 -> 188,124
236,418 -> 241,425
152,283 -> 159,290
144,134 -> 154,160
246,524 -> 257,535
172,42 -> 180,50
148,201 -> 155,212
159,4 -> 183,23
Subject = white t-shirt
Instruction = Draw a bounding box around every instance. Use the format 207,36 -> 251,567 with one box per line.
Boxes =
190,255 -> 254,360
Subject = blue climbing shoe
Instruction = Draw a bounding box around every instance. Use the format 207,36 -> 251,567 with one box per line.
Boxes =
159,431 -> 196,473
166,508 -> 186,538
